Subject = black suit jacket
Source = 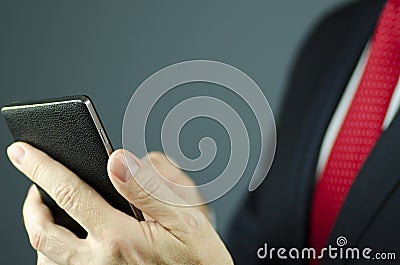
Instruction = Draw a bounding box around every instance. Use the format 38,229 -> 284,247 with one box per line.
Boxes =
227,0 -> 399,264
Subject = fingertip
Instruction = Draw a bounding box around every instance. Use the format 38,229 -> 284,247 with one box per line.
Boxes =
7,142 -> 48,171
108,149 -> 124,161
23,184 -> 54,226
107,149 -> 140,175
29,184 -> 42,199
7,141 -> 23,149
7,141 -> 31,155
108,149 -> 141,182
24,185 -> 42,209
108,149 -> 140,169
27,184 -> 36,196
7,142 -> 26,166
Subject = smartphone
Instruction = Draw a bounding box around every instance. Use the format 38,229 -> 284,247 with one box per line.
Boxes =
1,95 -> 144,238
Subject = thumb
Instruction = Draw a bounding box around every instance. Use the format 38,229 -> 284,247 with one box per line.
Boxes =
107,149 -> 195,232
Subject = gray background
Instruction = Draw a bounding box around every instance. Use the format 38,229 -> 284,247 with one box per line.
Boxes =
0,0 -> 349,263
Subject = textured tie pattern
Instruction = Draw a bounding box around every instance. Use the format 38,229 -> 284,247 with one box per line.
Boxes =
309,0 -> 400,262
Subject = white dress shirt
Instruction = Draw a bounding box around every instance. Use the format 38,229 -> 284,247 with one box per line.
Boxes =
316,42 -> 400,177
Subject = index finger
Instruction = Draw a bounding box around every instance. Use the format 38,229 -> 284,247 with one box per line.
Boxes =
7,142 -> 112,238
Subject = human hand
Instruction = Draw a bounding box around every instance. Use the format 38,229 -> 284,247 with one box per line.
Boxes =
143,151 -> 210,220
7,142 -> 233,265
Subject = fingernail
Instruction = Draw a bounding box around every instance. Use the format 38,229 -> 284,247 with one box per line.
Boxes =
7,143 -> 25,166
111,152 -> 140,183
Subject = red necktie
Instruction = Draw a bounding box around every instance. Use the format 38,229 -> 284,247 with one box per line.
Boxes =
309,0 -> 400,263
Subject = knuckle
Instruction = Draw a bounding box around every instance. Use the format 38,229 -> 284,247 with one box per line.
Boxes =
147,151 -> 166,165
135,177 -> 160,202
105,238 -> 130,261
29,224 -> 47,251
53,183 -> 81,212
62,248 -> 79,265
134,185 -> 152,203
36,253 -> 52,265
177,211 -> 211,250
181,211 -> 207,234
37,259 -> 52,265
30,161 -> 50,184
36,257 -> 45,265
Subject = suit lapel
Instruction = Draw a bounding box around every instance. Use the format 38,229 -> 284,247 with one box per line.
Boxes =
328,104 -> 400,258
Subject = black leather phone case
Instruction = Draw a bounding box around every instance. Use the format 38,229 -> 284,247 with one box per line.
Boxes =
1,95 -> 140,238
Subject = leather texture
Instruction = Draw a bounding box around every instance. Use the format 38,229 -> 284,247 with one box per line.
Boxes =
2,95 -> 135,238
